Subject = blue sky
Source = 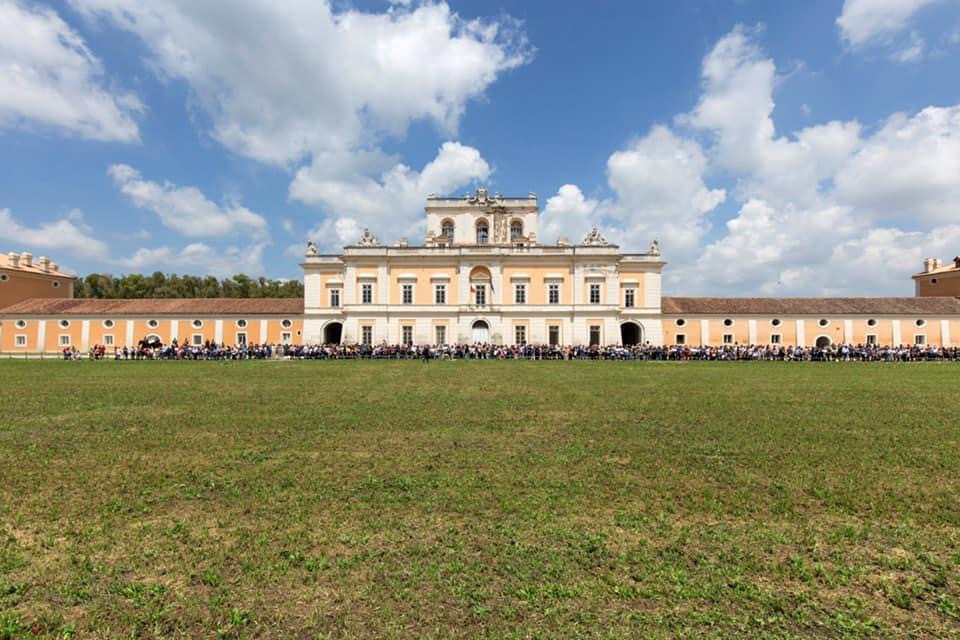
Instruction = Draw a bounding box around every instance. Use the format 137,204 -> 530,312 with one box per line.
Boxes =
1,0 -> 959,295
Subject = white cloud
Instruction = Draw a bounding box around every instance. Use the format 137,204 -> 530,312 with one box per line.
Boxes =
0,0 -> 141,141
837,0 -> 943,47
113,242 -> 267,277
108,164 -> 269,239
540,126 -> 725,256
834,105 -> 960,225
292,141 -> 491,249
0,207 -> 109,260
71,0 -> 529,166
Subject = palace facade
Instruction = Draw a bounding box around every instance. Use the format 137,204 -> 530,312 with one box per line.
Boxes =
3,188 -> 960,353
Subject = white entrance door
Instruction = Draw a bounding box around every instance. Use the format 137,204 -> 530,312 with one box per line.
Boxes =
472,321 -> 490,344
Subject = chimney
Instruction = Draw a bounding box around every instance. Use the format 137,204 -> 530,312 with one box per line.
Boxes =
955,256 -> 960,269
934,258 -> 943,270
923,258 -> 936,273
21,252 -> 32,267
7,252 -> 18,268
39,256 -> 50,272
50,262 -> 59,272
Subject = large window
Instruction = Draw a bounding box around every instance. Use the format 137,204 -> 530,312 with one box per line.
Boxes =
514,283 -> 526,304
104,335 -> 114,346
514,325 -> 527,345
59,335 -> 70,347
402,325 -> 413,345
770,334 -> 782,345
548,325 -> 560,346
474,284 -> 486,306
589,325 -> 601,346
281,332 -> 292,345
402,284 -> 414,305
435,325 -> 446,345
915,334 -> 926,345
548,283 -> 560,305
361,283 -> 373,304
723,334 -> 734,345
441,220 -> 454,242
510,220 -> 523,240
434,284 -> 446,305
330,289 -> 341,307
192,334 -> 203,346
15,335 -> 26,347
236,332 -> 247,345
589,283 -> 601,304
361,325 -> 373,345
624,288 -> 636,308
476,220 -> 489,245
866,334 -> 878,346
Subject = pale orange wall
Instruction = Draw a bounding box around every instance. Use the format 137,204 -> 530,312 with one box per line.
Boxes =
318,274 -> 344,308
501,265 -> 573,304
388,267 -> 458,305
915,272 -> 960,297
0,319 -> 38,350
663,316 -> 954,347
618,273 -> 647,308
0,270 -> 73,309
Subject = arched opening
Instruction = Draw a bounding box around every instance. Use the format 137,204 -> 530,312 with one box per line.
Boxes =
510,219 -> 523,240
815,335 -> 832,348
324,322 -> 343,344
620,322 -> 642,346
141,334 -> 163,349
441,219 -> 454,242
476,219 -> 489,245
471,320 -> 490,344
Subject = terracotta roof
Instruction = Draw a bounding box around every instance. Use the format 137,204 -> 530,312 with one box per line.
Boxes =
661,297 -> 960,315
0,263 -> 74,279
0,298 -> 304,315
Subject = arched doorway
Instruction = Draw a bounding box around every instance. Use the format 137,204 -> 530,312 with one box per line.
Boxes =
620,322 -> 642,346
472,320 -> 490,344
323,322 -> 343,344
815,335 -> 832,348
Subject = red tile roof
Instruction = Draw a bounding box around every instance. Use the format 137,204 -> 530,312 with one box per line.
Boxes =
0,298 -> 304,315
661,297 -> 960,315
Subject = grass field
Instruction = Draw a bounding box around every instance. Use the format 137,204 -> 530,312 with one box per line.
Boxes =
1,361 -> 959,638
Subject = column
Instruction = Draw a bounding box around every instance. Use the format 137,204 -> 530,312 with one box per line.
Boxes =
81,320 -> 90,351
700,319 -> 709,346
796,319 -> 805,347
941,319 -> 951,347
378,262 -> 388,305
215,319 -> 224,344
892,319 -> 902,345
37,320 -> 47,353
748,319 -> 757,344
170,319 -> 179,343
125,320 -> 134,347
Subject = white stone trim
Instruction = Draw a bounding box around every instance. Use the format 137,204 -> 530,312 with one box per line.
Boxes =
941,319 -> 951,347
844,319 -> 853,343
796,319 -> 805,347
700,319 -> 709,345
125,320 -> 134,347
215,319 -> 224,344
892,319 -> 902,345
260,319 -> 268,343
37,320 -> 46,351
748,319 -> 757,344
170,319 -> 178,343
81,320 -> 90,351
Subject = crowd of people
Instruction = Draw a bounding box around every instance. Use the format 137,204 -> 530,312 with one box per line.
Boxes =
59,340 -> 960,362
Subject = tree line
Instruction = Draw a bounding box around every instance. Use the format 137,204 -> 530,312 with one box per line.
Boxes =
75,272 -> 304,299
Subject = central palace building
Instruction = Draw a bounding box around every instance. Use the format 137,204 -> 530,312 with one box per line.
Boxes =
3,188 -> 960,353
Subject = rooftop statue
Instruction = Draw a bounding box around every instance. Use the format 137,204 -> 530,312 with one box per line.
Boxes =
356,229 -> 381,247
306,240 -> 319,256
649,239 -> 660,255
581,228 -> 609,246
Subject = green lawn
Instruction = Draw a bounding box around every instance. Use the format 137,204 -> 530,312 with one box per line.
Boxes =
1,361 -> 959,638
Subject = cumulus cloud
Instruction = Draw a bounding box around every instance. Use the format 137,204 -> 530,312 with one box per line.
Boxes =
837,0 -> 943,47
0,0 -> 141,141
293,141 -> 491,249
108,164 -> 269,239
549,24 -> 960,296
541,126 -> 725,256
71,0 -> 529,165
0,207 -> 109,260
113,242 -> 267,278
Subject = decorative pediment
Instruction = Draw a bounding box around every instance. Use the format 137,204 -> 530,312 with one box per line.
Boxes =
464,187 -> 502,206
356,228 -> 381,247
582,228 -> 609,246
